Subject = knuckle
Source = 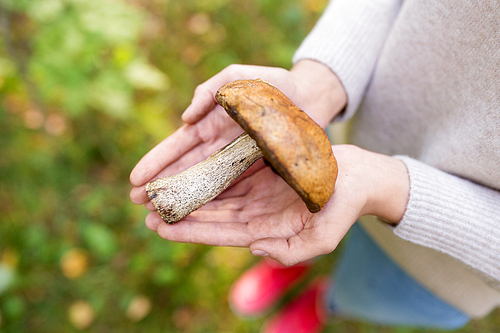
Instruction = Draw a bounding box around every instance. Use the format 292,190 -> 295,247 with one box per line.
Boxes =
193,84 -> 206,96
223,64 -> 244,77
317,240 -> 335,255
281,257 -> 299,267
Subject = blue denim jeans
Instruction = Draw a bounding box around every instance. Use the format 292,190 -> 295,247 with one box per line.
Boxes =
326,223 -> 470,329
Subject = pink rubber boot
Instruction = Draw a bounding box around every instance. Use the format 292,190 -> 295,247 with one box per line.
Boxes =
261,277 -> 329,333
228,258 -> 312,317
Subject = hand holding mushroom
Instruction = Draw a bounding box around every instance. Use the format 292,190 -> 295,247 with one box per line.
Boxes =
130,62 -> 410,265
146,79 -> 338,223
145,144 -> 410,266
129,61 -> 347,207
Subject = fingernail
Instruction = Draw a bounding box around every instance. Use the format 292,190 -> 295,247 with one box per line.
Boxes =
251,250 -> 269,257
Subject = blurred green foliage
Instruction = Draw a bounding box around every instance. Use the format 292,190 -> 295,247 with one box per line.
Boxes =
0,0 -> 498,332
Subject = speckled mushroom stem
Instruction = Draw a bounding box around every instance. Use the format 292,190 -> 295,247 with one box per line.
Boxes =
145,133 -> 263,224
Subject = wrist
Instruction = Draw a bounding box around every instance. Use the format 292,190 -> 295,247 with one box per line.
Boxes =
362,151 -> 410,225
290,59 -> 347,127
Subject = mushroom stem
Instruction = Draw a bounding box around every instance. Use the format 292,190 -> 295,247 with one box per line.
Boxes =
146,133 -> 263,224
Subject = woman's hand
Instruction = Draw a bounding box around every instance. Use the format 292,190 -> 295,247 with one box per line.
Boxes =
144,145 -> 410,266
129,60 -> 347,208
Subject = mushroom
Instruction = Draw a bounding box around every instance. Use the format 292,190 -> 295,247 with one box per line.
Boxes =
146,79 -> 338,224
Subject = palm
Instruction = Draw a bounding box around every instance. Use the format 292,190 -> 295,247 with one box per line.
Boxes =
144,145 -> 399,266
191,167 -> 311,231
146,167 -> 342,266
129,63 -> 409,266
130,67 -> 297,206
130,63 -> 345,206
129,106 -> 244,205
157,107 -> 242,178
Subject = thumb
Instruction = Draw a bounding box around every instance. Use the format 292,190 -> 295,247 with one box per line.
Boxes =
249,228 -> 340,267
182,86 -> 217,124
182,65 -> 239,124
182,64 -> 278,124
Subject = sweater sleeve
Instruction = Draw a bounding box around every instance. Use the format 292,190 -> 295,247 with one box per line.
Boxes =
394,156 -> 500,288
293,0 -> 402,120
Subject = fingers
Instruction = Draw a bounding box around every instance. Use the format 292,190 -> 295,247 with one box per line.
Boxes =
132,64 -> 290,203
152,202 -> 302,247
130,118 -> 241,205
129,122 -> 223,205
146,191 -> 348,265
249,196 -> 359,266
129,133 -> 254,205
145,211 -> 163,231
148,211 -> 338,262
156,219 -> 254,247
182,64 -> 289,124
131,104 -> 243,187
130,125 -> 202,186
182,65 -> 251,124
130,185 -> 149,205
140,141 -> 372,268
182,84 -> 218,124
249,227 -> 341,266
185,196 -> 277,223
129,146 -> 255,206
144,201 -> 154,211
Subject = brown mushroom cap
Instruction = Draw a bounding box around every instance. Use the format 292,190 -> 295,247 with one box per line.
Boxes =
215,79 -> 338,212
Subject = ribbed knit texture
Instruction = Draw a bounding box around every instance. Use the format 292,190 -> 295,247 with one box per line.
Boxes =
293,0 -> 402,120
395,156 -> 500,289
294,0 -> 500,317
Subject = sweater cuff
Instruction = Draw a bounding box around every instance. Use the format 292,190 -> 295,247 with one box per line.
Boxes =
293,0 -> 402,121
393,156 -> 500,287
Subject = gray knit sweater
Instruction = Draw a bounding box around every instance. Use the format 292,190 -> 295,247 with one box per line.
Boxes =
293,0 -> 500,317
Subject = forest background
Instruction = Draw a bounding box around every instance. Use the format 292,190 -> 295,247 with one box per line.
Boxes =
0,0 -> 498,332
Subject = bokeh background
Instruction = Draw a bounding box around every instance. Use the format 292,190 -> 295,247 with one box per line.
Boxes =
0,0 -> 498,332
